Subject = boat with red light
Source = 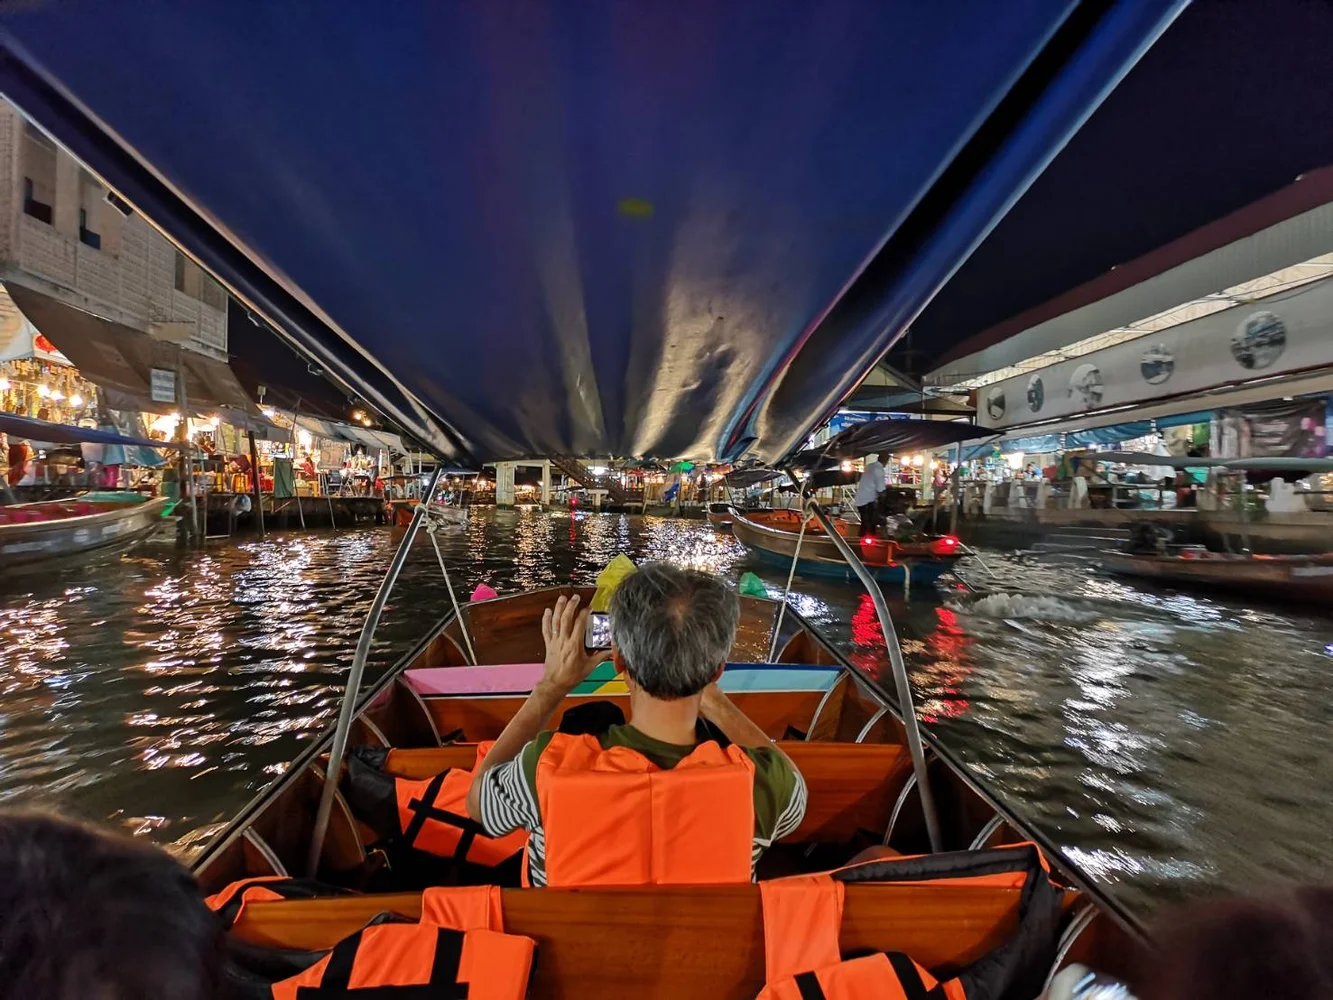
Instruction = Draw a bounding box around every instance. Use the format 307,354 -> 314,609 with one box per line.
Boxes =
732,508 -> 963,586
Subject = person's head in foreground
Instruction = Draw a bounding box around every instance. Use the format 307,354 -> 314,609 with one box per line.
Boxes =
609,562 -> 739,703
1128,885 -> 1333,1000
0,809 -> 224,1000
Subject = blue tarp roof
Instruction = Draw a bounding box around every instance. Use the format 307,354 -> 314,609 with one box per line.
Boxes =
0,411 -> 178,451
962,410 -> 1214,459
0,2 -> 1182,464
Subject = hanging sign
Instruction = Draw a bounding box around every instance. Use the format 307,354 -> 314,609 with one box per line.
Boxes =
149,367 -> 177,403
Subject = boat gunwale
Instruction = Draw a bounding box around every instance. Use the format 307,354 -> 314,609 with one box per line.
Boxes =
189,582 -> 1146,944
0,495 -> 170,537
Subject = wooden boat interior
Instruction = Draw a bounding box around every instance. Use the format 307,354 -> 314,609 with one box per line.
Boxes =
196,585 -> 1142,996
231,882 -> 1069,998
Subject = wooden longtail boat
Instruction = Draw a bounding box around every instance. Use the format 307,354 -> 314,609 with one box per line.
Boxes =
707,502 -> 737,530
1101,548 -> 1333,604
2,5 -> 1192,992
732,509 -> 962,586
0,494 -> 170,577
197,584 -> 1141,997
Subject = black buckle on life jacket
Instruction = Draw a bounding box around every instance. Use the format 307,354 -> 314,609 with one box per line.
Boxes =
401,770 -> 484,862
295,926 -> 468,998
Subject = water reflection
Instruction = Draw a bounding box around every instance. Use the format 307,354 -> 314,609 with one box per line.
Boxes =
0,510 -> 1331,917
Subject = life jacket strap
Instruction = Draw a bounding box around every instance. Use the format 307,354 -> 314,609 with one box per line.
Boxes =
885,952 -> 948,999
295,927 -> 468,998
789,955 -> 948,1000
401,770 -> 482,862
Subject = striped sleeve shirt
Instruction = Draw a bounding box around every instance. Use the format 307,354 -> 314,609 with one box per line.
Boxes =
477,725 -> 807,887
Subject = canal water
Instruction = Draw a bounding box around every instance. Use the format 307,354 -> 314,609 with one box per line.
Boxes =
2,507 -> 1331,918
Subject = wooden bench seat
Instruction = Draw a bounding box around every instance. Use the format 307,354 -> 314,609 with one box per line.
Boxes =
379,741 -> 911,843
421,689 -> 834,743
229,882 -> 1031,999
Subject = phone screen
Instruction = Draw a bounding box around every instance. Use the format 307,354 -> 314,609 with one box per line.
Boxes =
585,611 -> 612,650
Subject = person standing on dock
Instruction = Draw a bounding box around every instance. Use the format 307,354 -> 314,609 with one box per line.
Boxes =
855,453 -> 886,538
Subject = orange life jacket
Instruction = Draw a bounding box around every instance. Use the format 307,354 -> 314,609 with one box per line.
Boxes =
757,844 -> 1061,1000
395,741 -> 528,865
530,731 -> 755,887
205,876 -> 345,930
272,885 -> 536,1000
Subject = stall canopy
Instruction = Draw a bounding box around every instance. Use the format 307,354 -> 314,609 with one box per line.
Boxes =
0,2 -> 1184,464
724,468 -> 787,488
0,410 -> 182,450
961,410 -> 1216,460
793,418 -> 994,467
1090,451 -> 1333,483
4,285 -> 257,416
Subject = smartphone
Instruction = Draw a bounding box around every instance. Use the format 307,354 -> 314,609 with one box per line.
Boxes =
584,611 -> 612,650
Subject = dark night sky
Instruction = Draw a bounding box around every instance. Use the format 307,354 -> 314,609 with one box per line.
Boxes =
896,0 -> 1333,374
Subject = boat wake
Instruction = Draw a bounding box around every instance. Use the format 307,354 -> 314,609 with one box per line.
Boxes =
948,592 -> 1096,623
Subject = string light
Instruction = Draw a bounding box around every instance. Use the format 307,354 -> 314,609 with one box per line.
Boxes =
51,390 -> 65,401
0,377 -> 9,391
70,394 -> 83,407
37,384 -> 50,398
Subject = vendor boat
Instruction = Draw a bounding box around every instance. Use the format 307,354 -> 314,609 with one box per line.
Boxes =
0,1 -> 1189,993
1101,548 -> 1333,605
0,494 -> 171,577
733,508 -> 963,586
706,501 -> 737,531
1093,452 -> 1333,604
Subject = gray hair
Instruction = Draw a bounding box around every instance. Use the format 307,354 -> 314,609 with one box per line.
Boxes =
608,562 -> 739,700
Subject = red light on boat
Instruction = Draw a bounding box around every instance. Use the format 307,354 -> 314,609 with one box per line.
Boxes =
930,535 -> 961,556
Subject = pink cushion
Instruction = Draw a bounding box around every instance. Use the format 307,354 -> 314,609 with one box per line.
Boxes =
405,663 -> 544,696
470,583 -> 499,602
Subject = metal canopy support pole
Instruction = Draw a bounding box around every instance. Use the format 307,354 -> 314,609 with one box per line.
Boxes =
805,499 -> 943,853
290,403 -> 306,529
426,516 -> 477,665
307,465 -> 443,877
949,441 -> 962,535
1235,470 -> 1252,554
248,430 -> 266,537
176,355 -> 199,545
766,513 -> 810,663
323,470 -> 338,529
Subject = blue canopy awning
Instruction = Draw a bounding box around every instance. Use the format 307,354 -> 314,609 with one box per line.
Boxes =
0,2 -> 1182,464
0,411 -> 180,451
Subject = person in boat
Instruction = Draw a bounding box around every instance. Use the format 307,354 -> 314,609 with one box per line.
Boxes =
465,563 -> 807,887
855,453 -> 886,538
0,810 -> 224,999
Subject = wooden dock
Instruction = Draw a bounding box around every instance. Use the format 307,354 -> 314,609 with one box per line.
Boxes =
201,493 -> 385,536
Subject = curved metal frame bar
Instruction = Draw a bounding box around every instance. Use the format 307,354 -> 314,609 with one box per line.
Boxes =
968,813 -> 1006,851
884,772 -> 917,847
766,513 -> 810,662
802,672 -> 844,742
805,499 -> 942,852
425,512 -> 477,665
854,705 -> 888,744
306,466 -> 444,876
1042,902 -> 1099,993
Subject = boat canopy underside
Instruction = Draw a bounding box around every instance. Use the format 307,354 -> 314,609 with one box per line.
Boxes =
0,2 -> 1182,464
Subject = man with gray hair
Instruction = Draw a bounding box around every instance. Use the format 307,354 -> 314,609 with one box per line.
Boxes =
467,562 -> 806,886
